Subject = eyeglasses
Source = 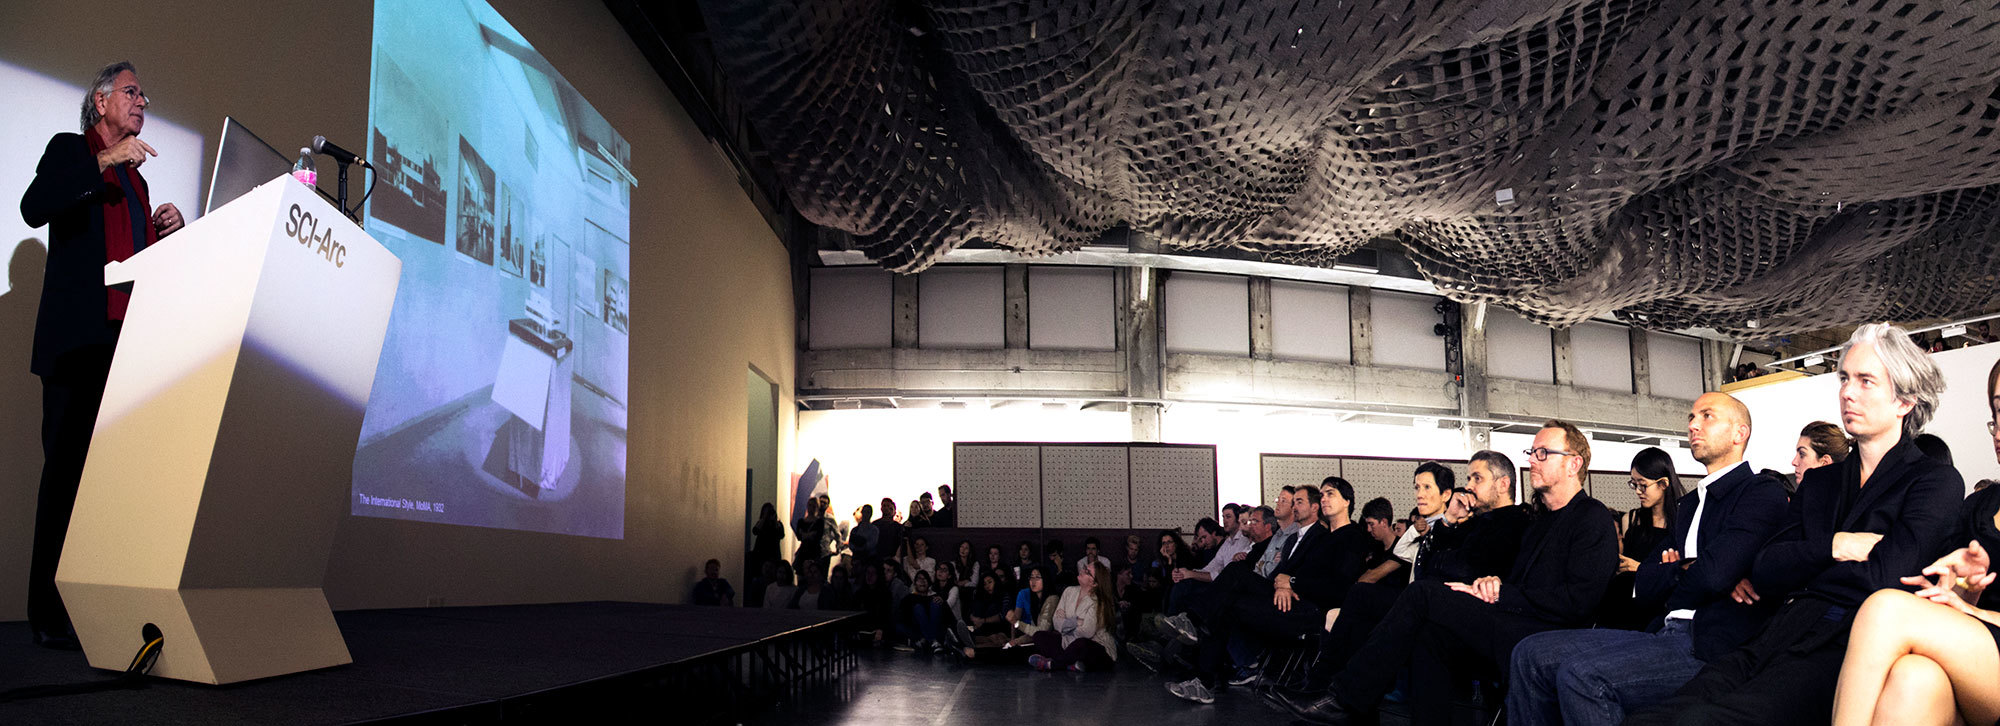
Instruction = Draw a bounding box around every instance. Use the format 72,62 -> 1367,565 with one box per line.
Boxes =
1523,447 -> 1575,462
1628,476 -> 1663,491
1989,420 -> 1998,435
114,85 -> 148,105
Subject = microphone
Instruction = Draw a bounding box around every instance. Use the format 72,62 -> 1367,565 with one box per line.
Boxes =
312,135 -> 371,168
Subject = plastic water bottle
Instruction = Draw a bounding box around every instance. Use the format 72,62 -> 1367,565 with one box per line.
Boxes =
292,148 -> 317,186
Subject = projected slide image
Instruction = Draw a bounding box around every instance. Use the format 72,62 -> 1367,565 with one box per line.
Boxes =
356,0 -> 632,539
498,183 -> 524,278
454,136 -> 495,265
366,57 -> 448,244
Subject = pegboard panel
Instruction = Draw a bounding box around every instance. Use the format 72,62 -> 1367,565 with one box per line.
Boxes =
1340,458 -> 1423,519
1260,454 -> 1345,507
1040,446 -> 1131,529
1589,471 -> 1642,519
1130,445 -> 1218,530
953,445 -> 1042,528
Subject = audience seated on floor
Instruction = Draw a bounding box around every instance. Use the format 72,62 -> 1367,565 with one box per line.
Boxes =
1026,561 -> 1120,672
691,558 -> 735,606
763,561 -> 797,611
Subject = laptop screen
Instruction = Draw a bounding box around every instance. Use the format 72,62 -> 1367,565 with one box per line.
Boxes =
204,116 -> 294,215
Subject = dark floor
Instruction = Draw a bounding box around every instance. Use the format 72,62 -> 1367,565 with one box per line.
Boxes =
743,645 -> 1403,726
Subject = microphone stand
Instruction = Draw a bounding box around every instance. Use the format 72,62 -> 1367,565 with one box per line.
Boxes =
336,160 -> 355,222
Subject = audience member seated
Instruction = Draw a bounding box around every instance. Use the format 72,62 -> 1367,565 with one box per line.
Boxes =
896,570 -> 953,653
976,544 -> 1013,594
1045,539 -> 1077,590
1791,420 -> 1851,497
1624,324 -> 1962,726
856,562 -> 894,645
951,540 -> 978,588
1280,421 -> 1618,725
692,558 -> 735,606
903,536 -> 937,583
1188,518 -> 1224,568
1078,536 -> 1113,576
763,561 -> 798,611
1168,512 -> 1257,614
791,562 -> 829,609
1402,461 -> 1454,580
933,562 -> 965,625
1168,482 -> 1369,705
1013,541 -> 1039,582
962,571 -> 1014,647
1596,446 -> 1682,631
1420,450 -> 1531,585
1138,530 -> 1192,615
1297,496 -> 1409,695
1834,366 -> 2000,726
1027,562 -> 1120,672
1510,394 -> 1787,725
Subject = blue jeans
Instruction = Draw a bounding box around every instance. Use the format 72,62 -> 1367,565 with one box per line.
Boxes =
1506,620 -> 1703,726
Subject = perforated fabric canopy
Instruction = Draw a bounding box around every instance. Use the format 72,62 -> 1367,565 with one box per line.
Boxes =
699,0 -> 2000,336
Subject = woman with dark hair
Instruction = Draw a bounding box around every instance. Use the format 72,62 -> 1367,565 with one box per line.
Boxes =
1027,561 -> 1119,672
1012,541 -> 1038,581
978,544 -> 1012,593
792,498 -> 827,574
952,540 -> 978,588
1601,446 -> 1682,629
962,571 -> 1013,646
902,535 -> 937,583
1793,420 -> 1851,489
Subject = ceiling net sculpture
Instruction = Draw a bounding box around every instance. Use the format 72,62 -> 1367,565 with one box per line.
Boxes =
700,0 -> 2000,336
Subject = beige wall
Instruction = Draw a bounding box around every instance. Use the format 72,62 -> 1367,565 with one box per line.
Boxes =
0,0 -> 794,618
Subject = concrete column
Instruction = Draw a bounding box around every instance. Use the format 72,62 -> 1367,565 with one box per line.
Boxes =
1126,233 -> 1163,442
891,273 -> 919,349
1004,264 -> 1029,349
1460,302 -> 1490,452
1249,277 -> 1273,360
1348,287 -> 1373,367
1629,326 -> 1652,398
1552,327 -> 1574,386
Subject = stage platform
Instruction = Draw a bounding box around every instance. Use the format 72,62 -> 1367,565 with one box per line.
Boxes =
0,601 -> 860,724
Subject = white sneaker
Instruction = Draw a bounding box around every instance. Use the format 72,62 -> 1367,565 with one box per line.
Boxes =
1168,677 -> 1216,705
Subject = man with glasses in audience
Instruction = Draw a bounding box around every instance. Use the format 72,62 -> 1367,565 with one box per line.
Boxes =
1282,420 -> 1619,725
22,61 -> 186,650
1623,324 -> 1963,726
1508,392 -> 1788,725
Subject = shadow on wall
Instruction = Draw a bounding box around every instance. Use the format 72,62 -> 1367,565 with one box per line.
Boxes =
0,239 -> 48,621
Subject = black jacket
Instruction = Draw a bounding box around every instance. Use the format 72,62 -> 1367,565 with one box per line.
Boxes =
1274,521 -> 1372,609
1493,491 -> 1619,627
1634,463 -> 1790,661
20,132 -> 134,377
1750,438 -> 1964,610
1424,504 -> 1533,583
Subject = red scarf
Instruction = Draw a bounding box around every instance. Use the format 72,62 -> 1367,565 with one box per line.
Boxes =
85,127 -> 156,321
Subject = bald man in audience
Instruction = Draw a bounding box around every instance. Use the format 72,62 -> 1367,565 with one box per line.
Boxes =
1509,393 -> 1788,725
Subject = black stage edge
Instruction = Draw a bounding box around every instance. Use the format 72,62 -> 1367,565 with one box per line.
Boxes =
0,602 -> 859,724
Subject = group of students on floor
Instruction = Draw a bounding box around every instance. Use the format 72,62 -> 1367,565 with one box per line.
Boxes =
695,323 -> 2000,725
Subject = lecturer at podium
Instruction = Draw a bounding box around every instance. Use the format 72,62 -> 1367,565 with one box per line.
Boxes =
18,61 -> 184,650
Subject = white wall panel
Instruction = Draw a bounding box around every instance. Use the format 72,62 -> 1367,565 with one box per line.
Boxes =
1270,280 -> 1351,363
1648,331 -> 1704,400
1130,446 -> 1217,529
1370,291 -> 1446,371
1029,267 -> 1116,351
1164,272 -> 1249,356
953,445 -> 1043,528
919,266 -> 1004,349
1572,320 -> 1634,393
808,267 -> 891,349
1487,308 -> 1554,383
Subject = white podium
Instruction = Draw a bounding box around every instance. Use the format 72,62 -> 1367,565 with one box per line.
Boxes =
55,176 -> 401,684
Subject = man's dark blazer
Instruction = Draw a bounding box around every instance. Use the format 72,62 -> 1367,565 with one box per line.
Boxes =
1275,521 -> 1371,609
1634,462 -> 1790,661
1424,504 -> 1533,583
1749,437 -> 1964,609
20,132 -> 134,377
1492,490 -> 1619,627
